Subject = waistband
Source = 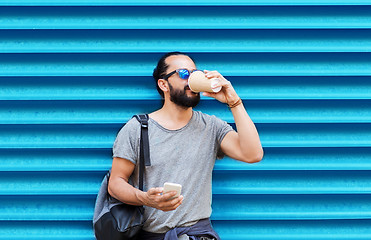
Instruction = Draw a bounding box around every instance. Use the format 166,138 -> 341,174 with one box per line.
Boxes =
138,218 -> 220,240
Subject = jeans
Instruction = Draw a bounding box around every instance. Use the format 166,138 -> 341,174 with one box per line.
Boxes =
179,235 -> 216,240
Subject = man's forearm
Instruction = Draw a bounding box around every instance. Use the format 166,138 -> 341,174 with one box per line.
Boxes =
108,177 -> 146,206
230,101 -> 263,161
108,177 -> 183,211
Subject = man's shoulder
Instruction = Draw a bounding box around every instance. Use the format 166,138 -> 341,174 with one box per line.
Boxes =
193,110 -> 222,123
116,116 -> 141,136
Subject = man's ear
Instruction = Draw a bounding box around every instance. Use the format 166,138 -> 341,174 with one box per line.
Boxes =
158,79 -> 169,93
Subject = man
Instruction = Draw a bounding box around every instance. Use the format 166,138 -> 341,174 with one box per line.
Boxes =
108,52 -> 263,239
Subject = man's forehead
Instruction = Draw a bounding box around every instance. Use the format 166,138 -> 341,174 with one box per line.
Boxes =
165,55 -> 196,69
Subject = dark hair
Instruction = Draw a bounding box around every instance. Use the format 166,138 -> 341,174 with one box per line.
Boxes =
153,51 -> 195,98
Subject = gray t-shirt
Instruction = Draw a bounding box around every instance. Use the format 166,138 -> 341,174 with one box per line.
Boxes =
112,110 -> 233,233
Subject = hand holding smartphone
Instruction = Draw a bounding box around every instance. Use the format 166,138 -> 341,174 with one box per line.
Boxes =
163,182 -> 182,199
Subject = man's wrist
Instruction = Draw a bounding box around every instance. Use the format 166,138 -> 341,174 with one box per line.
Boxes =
136,190 -> 148,206
227,98 -> 242,108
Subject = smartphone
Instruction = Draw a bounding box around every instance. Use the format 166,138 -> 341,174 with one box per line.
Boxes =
163,182 -> 182,198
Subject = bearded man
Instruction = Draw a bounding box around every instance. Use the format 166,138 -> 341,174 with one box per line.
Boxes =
108,52 -> 263,240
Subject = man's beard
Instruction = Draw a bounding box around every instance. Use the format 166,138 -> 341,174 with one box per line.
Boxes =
168,82 -> 200,108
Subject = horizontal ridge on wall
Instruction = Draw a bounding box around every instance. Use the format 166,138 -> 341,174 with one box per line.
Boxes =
1,0 -> 371,6
1,76 -> 370,100
2,194 -> 371,221
1,29 -> 371,53
0,221 -> 93,240
2,147 -> 371,172
2,123 -> 371,148
1,99 -> 371,124
1,220 -> 371,240
0,6 -> 371,29
1,170 -> 371,195
212,219 -> 371,240
0,53 -> 371,76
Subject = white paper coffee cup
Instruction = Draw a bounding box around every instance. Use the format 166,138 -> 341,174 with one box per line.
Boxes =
188,71 -> 221,93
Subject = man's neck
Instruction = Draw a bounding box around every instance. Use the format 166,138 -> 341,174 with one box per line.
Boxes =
150,100 -> 193,130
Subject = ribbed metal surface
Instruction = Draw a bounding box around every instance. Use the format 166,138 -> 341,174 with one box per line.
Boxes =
1,2 -> 371,240
2,0 -> 371,6
1,6 -> 371,29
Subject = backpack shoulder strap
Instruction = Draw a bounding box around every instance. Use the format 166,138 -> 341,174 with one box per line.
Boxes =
133,114 -> 151,191
133,114 -> 149,128
133,114 -> 150,166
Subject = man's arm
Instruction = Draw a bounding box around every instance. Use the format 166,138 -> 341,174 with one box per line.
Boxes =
203,70 -> 264,163
220,103 -> 264,163
108,157 -> 183,211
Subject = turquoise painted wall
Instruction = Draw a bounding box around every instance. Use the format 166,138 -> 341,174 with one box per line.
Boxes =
1,1 -> 371,239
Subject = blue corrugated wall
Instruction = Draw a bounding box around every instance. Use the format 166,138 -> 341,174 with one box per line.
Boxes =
1,1 -> 371,239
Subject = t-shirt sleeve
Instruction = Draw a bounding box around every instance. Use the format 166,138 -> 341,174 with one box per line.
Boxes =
213,115 -> 234,145
211,115 -> 234,159
112,118 -> 140,165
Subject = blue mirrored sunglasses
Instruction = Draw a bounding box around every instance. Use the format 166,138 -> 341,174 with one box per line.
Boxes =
163,69 -> 202,80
